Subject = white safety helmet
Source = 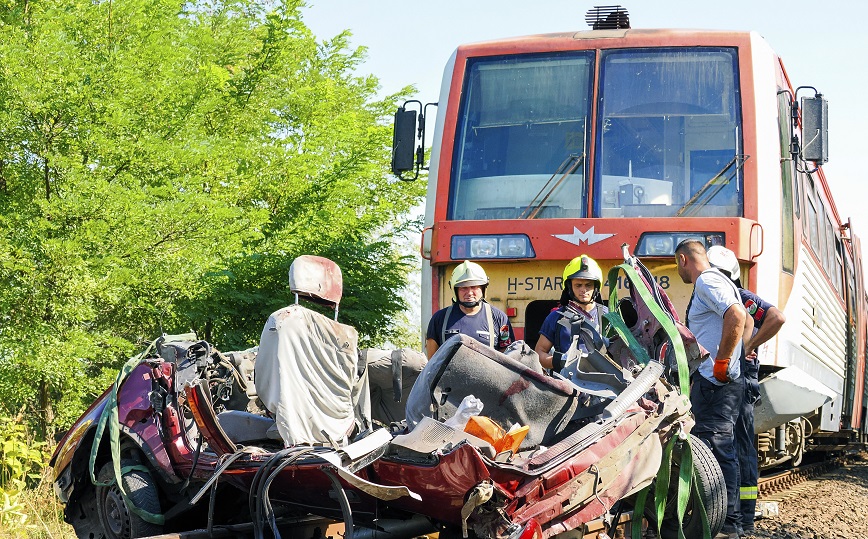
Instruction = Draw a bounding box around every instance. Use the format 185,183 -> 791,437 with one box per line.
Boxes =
449,261 -> 489,303
707,245 -> 741,284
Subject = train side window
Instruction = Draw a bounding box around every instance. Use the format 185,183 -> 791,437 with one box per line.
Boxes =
825,217 -> 841,294
846,257 -> 856,315
818,198 -> 839,294
805,193 -> 821,256
801,172 -> 812,244
856,258 -> 865,301
777,92 -> 796,273
819,199 -> 830,271
834,235 -> 844,295
817,197 -> 831,278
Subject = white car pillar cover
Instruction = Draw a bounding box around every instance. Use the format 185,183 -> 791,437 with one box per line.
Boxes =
255,304 -> 370,446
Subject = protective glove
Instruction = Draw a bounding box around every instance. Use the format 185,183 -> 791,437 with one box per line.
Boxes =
713,357 -> 731,383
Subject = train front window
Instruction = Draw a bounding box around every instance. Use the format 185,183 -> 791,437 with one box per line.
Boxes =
595,48 -> 743,218
449,53 -> 594,220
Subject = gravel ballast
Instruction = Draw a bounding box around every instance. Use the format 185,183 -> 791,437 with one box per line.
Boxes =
747,454 -> 868,539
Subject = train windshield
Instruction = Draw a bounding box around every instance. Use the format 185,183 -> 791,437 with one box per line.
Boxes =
596,48 -> 743,218
448,52 -> 594,220
448,47 -> 743,220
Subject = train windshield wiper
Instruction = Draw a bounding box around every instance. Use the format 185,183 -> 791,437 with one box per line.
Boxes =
519,153 -> 585,219
675,154 -> 749,218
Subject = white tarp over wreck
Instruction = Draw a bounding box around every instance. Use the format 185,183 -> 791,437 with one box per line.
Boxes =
255,304 -> 371,446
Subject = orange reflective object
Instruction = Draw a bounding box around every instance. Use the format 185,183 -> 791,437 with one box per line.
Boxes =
464,417 -> 529,454
496,425 -> 530,454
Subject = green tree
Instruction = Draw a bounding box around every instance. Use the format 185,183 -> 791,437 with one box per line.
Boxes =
0,0 -> 425,435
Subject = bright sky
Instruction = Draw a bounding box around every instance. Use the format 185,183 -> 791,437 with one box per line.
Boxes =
302,0 -> 868,244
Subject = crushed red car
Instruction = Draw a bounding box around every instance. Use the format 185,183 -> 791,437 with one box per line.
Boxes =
50,254 -> 725,539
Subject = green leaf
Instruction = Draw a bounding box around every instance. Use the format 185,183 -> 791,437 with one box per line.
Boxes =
0,0 -> 425,434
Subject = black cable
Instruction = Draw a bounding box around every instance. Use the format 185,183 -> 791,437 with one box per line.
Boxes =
250,447 -> 321,539
606,500 -> 624,536
207,473 -> 218,537
178,431 -> 203,493
249,452 -> 276,539
260,448 -> 319,538
164,447 -> 250,523
250,449 -> 294,539
322,468 -> 354,539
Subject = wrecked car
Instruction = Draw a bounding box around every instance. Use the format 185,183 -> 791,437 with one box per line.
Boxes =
50,253 -> 725,539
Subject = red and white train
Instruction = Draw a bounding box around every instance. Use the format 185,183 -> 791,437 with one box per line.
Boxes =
392,6 -> 867,468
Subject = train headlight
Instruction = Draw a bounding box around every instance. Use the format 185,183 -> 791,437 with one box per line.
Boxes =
451,234 -> 536,260
636,232 -> 725,256
470,237 -> 498,257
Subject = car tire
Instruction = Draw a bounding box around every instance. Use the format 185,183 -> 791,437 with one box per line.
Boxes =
95,459 -> 163,539
646,434 -> 726,539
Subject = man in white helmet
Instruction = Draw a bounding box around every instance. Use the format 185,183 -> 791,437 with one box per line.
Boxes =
675,238 -> 746,537
708,245 -> 786,536
425,261 -> 515,358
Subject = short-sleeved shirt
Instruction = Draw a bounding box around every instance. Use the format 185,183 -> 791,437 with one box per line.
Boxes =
426,302 -> 515,352
687,268 -> 743,384
740,289 -> 774,330
538,304 -> 608,354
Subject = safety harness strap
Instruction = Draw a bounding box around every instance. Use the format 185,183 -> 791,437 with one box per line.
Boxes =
441,302 -> 495,348
441,305 -> 452,345
602,311 -> 651,365
484,303 -> 494,348
89,352 -> 165,525
606,263 -> 690,395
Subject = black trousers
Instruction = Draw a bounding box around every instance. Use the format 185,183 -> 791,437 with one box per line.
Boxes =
735,356 -> 761,527
691,374 -> 744,528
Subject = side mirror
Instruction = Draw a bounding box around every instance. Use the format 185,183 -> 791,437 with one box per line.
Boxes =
390,100 -> 437,181
801,95 -> 828,164
391,107 -> 418,176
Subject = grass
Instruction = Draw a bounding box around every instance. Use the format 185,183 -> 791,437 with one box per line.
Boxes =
0,470 -> 76,539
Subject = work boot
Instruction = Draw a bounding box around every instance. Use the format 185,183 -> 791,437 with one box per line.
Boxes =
721,523 -> 743,538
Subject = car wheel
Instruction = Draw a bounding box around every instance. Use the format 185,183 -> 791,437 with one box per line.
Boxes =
645,434 -> 726,539
95,459 -> 163,539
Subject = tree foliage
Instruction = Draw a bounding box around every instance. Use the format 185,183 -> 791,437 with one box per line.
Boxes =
0,0 -> 425,435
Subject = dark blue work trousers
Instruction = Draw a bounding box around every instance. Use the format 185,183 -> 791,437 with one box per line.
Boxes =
735,357 -> 761,528
690,373 -> 744,529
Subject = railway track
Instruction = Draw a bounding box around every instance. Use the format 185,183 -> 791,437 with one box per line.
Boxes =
757,457 -> 844,499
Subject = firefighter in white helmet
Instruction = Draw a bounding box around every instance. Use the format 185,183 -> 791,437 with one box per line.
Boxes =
707,245 -> 785,536
534,254 -> 608,372
425,261 -> 515,358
